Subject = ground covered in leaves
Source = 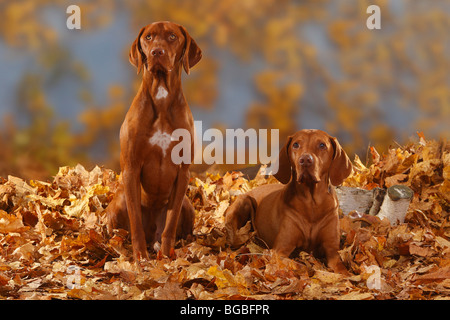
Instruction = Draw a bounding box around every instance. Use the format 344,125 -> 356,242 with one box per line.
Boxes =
0,135 -> 449,300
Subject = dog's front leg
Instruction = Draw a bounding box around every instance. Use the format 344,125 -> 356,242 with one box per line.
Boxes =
160,164 -> 190,257
319,219 -> 349,275
123,167 -> 149,261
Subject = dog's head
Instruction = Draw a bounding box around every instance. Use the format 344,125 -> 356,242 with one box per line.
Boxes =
129,21 -> 202,76
274,129 -> 353,186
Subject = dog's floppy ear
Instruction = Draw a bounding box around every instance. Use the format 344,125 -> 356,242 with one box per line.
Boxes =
179,26 -> 202,74
129,26 -> 146,74
273,136 -> 293,184
329,136 -> 353,186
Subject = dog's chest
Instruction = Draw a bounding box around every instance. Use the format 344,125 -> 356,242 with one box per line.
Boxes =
155,86 -> 168,100
149,130 -> 173,157
147,116 -> 176,157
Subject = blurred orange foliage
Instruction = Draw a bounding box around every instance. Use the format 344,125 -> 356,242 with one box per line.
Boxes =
0,0 -> 448,180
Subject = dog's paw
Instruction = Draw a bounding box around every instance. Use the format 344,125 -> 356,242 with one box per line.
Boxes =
156,247 -> 177,260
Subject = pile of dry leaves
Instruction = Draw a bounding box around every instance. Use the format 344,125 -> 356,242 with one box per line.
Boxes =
0,133 -> 449,300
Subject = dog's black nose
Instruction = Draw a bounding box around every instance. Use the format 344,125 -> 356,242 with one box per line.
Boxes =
151,48 -> 165,56
299,153 -> 314,167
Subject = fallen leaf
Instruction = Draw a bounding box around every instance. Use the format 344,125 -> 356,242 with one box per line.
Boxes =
154,282 -> 186,300
0,210 -> 28,233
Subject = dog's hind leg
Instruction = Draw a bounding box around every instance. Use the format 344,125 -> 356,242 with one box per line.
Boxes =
106,184 -> 130,233
224,195 -> 256,249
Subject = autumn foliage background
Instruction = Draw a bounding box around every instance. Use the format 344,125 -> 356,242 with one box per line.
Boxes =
0,0 -> 450,301
0,0 -> 449,180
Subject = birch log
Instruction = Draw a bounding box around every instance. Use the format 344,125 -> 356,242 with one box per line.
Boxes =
376,185 -> 414,225
336,185 -> 414,225
335,186 -> 385,216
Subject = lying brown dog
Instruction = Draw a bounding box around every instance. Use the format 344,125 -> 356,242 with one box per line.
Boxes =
225,129 -> 352,274
106,21 -> 202,261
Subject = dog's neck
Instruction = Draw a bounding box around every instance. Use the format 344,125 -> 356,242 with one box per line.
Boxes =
140,65 -> 185,113
286,172 -> 332,202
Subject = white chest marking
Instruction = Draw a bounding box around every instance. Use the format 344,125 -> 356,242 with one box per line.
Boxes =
155,86 -> 168,100
149,130 -> 172,157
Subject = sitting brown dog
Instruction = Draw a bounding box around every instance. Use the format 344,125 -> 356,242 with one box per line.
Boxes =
106,21 -> 202,261
225,129 -> 352,274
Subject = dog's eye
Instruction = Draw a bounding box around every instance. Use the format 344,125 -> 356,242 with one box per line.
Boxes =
319,142 -> 327,150
169,34 -> 177,41
146,35 -> 152,40
292,142 -> 300,149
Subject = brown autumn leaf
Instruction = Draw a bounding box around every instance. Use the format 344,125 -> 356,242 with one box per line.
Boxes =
154,281 -> 186,300
408,242 -> 437,257
414,267 -> 450,283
